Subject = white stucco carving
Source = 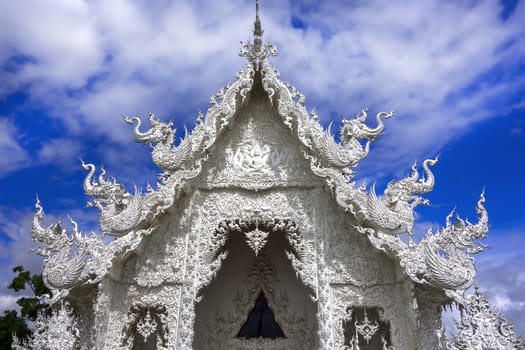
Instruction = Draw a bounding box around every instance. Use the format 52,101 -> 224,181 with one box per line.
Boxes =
18,2 -> 522,350
12,301 -> 79,350
400,192 -> 488,301
441,286 -> 523,349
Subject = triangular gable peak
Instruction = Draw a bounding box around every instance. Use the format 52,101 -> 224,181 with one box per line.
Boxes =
103,12 -> 434,237
26,3 -> 523,349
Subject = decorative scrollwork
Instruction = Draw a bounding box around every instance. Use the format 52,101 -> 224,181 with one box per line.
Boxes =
343,307 -> 394,349
196,219 -> 314,297
355,309 -> 379,344
136,309 -> 157,341
244,225 -> 269,256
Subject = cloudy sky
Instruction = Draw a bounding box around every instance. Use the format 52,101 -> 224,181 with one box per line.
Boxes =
1,0 -> 524,337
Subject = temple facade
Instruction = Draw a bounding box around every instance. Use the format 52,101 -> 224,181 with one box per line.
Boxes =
14,4 -> 523,350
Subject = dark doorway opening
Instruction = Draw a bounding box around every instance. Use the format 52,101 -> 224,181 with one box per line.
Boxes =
237,293 -> 285,339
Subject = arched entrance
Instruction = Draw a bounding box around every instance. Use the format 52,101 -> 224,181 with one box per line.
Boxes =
193,219 -> 318,350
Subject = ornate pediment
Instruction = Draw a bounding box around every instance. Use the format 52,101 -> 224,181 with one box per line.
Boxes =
27,1 -> 480,306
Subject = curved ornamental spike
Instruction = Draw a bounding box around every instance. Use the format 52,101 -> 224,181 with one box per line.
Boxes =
124,113 -> 193,173
31,199 -> 89,305
399,192 -> 489,301
310,109 -> 394,172
366,157 -> 438,234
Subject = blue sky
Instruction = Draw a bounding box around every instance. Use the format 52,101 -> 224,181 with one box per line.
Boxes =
1,0 -> 524,336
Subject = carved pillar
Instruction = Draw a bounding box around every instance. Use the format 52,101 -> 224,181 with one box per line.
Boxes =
414,287 -> 444,350
314,203 -> 336,349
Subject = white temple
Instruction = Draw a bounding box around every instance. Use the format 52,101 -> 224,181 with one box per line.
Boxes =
14,3 -> 523,350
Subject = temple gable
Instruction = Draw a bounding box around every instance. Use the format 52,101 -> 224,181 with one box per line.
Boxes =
198,77 -> 320,191
19,2 -> 523,350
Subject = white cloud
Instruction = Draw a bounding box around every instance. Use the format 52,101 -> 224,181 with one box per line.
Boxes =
0,0 -> 102,88
37,138 -> 83,169
0,207 -> 43,275
475,229 -> 525,337
3,1 -> 523,141
272,0 -> 525,174
1,0 -> 523,174
0,118 -> 30,178
0,294 -> 19,313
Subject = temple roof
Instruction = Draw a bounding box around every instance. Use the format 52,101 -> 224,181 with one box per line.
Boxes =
21,4 -> 524,348
31,0 -> 492,318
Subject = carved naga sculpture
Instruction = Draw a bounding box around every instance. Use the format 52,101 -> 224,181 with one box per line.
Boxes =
31,199 -> 89,305
367,157 -> 438,234
124,113 -> 193,173
400,193 -> 488,301
82,161 -> 143,235
312,108 -> 393,171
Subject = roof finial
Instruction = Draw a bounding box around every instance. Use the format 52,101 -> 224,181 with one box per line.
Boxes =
239,0 -> 277,67
253,0 -> 263,39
